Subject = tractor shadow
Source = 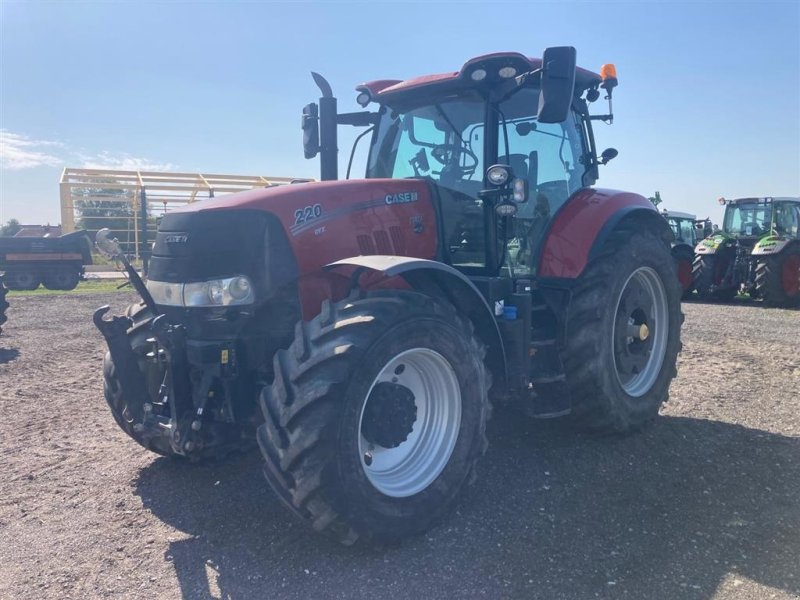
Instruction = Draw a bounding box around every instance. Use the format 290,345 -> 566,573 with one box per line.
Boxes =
0,347 -> 20,364
134,414 -> 800,599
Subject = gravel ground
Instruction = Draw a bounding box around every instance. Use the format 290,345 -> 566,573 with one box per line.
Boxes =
0,293 -> 798,600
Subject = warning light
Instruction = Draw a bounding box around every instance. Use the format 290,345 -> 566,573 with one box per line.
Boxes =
600,63 -> 617,80
717,197 -> 727,205
600,63 -> 618,91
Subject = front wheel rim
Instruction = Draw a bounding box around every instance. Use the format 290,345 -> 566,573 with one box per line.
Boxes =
612,267 -> 670,397
358,348 -> 462,498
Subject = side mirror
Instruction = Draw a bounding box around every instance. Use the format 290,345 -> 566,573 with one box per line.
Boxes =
599,147 -> 618,164
302,102 -> 320,159
537,46 -> 577,124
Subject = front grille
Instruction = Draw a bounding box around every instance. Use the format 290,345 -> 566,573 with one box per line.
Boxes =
149,210 -> 268,283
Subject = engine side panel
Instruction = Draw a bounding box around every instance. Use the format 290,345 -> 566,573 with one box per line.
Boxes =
537,188 -> 656,279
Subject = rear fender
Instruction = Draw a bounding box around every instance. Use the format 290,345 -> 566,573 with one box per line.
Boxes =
537,189 -> 669,280
695,233 -> 732,255
752,236 -> 796,256
323,256 -> 507,391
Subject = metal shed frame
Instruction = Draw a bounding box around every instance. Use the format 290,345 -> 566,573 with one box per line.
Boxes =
59,168 -> 306,263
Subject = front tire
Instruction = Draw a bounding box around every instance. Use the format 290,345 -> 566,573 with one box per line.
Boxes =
257,291 -> 490,545
755,245 -> 800,308
564,229 -> 683,433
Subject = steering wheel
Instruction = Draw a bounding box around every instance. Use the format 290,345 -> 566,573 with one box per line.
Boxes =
431,144 -> 479,172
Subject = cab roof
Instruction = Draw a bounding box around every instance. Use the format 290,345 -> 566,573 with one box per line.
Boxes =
662,210 -> 697,220
728,197 -> 800,204
357,52 -> 602,103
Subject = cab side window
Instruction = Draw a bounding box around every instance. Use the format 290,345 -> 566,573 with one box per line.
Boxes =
497,89 -> 585,275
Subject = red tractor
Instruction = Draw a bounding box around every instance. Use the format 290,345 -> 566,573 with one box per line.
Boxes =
95,48 -> 682,545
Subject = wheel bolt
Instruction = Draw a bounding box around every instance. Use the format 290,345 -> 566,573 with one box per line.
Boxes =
364,451 -> 373,466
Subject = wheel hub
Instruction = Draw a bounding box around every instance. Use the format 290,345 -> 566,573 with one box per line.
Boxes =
361,382 -> 417,449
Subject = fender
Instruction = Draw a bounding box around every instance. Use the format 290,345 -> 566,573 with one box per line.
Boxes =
325,255 -> 507,390
751,236 -> 797,256
695,233 -> 734,256
537,188 -> 666,280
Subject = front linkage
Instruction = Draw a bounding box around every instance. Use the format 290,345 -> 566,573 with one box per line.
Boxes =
95,305 -> 253,459
93,230 -> 253,459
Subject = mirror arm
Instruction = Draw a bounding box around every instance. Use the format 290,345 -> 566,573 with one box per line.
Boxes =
587,114 -> 614,123
337,111 -> 378,127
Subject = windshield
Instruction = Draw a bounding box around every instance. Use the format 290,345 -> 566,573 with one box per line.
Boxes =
668,218 -> 696,244
723,202 -> 773,237
366,95 -> 485,193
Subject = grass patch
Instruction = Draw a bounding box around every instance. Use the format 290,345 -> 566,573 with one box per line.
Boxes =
7,279 -> 132,297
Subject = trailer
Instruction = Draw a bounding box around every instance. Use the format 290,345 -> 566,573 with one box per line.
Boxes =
0,230 -> 93,290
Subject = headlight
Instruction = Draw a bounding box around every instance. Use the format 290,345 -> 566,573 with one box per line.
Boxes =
487,164 -> 511,186
146,276 -> 255,307
498,66 -> 517,79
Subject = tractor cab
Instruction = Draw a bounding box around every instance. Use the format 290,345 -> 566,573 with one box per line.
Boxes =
663,210 -> 700,247
303,48 -> 619,278
720,197 -> 800,240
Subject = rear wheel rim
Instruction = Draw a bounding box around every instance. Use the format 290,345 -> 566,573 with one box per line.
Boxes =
612,267 -> 669,397
677,259 -> 692,291
358,348 -> 461,498
782,255 -> 800,296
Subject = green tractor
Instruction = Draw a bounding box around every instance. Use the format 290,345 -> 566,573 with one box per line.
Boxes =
661,210 -> 711,297
693,197 -> 800,307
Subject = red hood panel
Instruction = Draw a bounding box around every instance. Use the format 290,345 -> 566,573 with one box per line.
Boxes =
172,179 -> 438,274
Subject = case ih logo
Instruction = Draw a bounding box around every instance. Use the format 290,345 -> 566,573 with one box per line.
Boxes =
384,191 -> 418,205
165,235 -> 188,244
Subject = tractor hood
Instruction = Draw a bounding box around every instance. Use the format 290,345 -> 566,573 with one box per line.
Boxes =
152,178 -> 437,284
169,178 -> 431,231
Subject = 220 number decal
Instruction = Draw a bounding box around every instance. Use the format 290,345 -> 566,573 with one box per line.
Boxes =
294,204 -> 323,226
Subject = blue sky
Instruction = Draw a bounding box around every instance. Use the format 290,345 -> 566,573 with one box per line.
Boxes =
1,1 -> 798,226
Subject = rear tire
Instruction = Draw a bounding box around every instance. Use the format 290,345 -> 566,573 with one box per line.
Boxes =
755,245 -> 800,308
564,229 -> 683,433
692,254 -> 736,302
44,268 -> 80,290
257,291 -> 491,545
